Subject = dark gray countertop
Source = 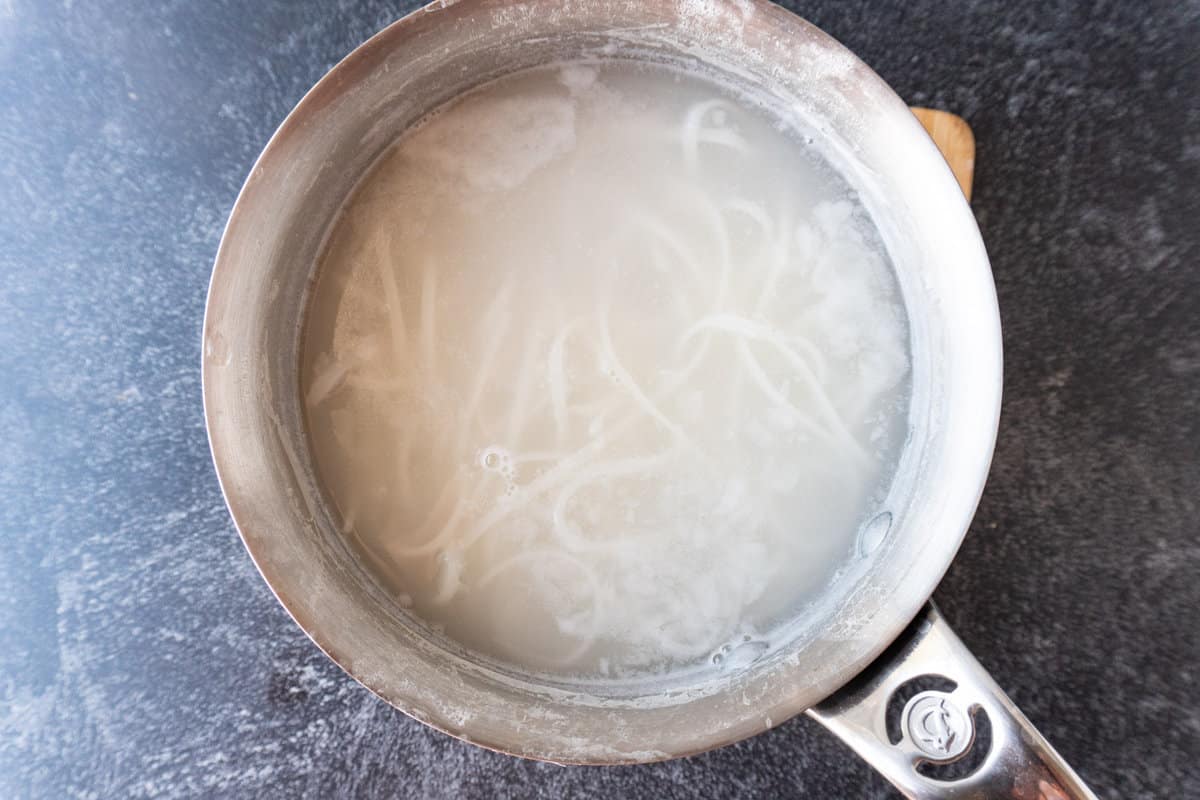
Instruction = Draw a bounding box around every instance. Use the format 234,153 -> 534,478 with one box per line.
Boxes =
1,1 -> 1197,797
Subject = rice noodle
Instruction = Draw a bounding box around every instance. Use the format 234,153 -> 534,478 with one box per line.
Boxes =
681,99 -> 749,172
547,318 -> 586,442
752,193 -> 796,318
596,301 -> 704,455
550,451 -> 676,551
306,357 -> 350,407
375,231 -> 409,360
477,549 -> 603,665
419,256 -> 438,368
453,276 -> 516,457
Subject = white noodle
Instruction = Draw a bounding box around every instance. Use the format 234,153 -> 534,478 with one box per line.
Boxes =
445,397 -> 683,558
596,300 -> 705,456
681,99 -> 748,172
503,330 -> 541,446
376,231 -> 409,359
395,427 -> 416,507
429,549 -> 464,605
724,197 -> 774,239
676,183 -> 733,310
305,358 -> 350,407
337,497 -> 356,535
419,256 -> 438,368
550,452 -> 675,551
753,193 -> 796,317
387,472 -> 470,558
453,277 -> 516,457
623,210 -> 706,291
546,317 -> 623,438
734,338 -> 868,467
547,319 -> 580,441
683,312 -> 829,390
477,549 -> 603,665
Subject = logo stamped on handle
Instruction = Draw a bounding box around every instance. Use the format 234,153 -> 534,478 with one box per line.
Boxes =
904,692 -> 972,761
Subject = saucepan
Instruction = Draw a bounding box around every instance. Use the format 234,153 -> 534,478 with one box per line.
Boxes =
202,1 -> 1097,797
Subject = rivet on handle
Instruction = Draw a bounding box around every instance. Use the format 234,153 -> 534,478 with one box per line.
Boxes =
902,691 -> 974,762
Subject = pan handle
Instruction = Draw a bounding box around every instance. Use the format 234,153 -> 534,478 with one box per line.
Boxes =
807,604 -> 1098,800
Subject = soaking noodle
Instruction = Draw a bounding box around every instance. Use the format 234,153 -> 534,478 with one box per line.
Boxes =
302,62 -> 911,678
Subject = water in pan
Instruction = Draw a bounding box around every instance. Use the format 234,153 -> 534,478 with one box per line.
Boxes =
302,61 -> 910,679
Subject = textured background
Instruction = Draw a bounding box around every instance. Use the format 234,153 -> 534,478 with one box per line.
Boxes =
1,1 -> 1198,797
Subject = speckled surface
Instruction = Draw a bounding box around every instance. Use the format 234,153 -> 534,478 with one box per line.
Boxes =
1,1 -> 1197,798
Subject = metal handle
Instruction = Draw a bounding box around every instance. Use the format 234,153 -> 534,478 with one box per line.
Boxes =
807,604 -> 1098,800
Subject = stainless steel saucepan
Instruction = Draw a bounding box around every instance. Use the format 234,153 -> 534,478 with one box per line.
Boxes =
202,2 -> 1097,797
